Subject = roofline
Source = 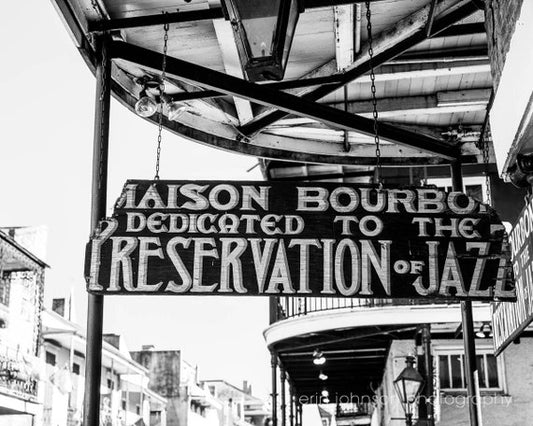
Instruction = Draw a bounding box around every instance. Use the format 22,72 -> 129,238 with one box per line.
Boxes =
202,379 -> 263,401
0,230 -> 49,268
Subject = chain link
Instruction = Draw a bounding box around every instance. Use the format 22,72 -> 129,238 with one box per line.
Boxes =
98,39 -> 108,191
481,124 -> 492,205
155,18 -> 170,180
365,1 -> 382,186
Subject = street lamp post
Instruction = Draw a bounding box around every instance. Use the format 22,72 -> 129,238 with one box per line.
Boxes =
393,356 -> 424,426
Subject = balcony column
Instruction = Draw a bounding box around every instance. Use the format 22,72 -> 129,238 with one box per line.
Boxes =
280,367 -> 287,426
422,324 -> 435,426
296,401 -> 302,426
289,389 -> 294,426
271,353 -> 278,426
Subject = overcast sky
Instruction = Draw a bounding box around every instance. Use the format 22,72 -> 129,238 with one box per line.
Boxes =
0,0 -> 272,399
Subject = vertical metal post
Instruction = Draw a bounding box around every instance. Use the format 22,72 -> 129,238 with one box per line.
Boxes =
451,160 -> 481,426
280,368 -> 286,426
289,391 -> 294,426
84,34 -> 111,426
271,353 -> 278,426
270,297 -> 278,324
422,324 -> 434,426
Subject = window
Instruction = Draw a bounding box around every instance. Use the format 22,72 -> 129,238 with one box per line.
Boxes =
45,351 -> 56,366
136,405 -> 141,415
72,363 -> 80,375
107,378 -> 114,390
122,400 -> 127,410
428,177 -> 488,204
438,349 -> 502,391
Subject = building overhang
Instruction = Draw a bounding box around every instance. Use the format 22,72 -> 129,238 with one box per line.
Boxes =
264,303 -> 491,348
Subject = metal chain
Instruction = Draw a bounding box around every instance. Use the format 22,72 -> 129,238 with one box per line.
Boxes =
481,124 -> 492,205
365,1 -> 382,186
155,18 -> 169,180
98,39 -> 108,191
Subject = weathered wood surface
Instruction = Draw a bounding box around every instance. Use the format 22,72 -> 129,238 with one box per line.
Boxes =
85,180 -> 514,301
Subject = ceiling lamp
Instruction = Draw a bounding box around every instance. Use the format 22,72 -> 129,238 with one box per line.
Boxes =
318,371 -> 328,381
312,349 -> 326,366
167,102 -> 188,121
220,0 -> 304,81
135,89 -> 158,118
321,389 -> 329,398
160,93 -> 189,122
475,323 -> 493,339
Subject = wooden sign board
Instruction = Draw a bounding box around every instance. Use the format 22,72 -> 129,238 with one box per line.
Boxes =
492,196 -> 533,355
85,180 -> 515,301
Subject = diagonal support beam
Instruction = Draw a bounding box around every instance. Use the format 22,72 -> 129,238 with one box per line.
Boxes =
111,40 -> 459,160
240,0 -> 480,136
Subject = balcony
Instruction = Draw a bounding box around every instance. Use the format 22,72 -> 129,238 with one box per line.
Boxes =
265,297 -> 491,400
275,296 -> 454,321
0,349 -> 39,401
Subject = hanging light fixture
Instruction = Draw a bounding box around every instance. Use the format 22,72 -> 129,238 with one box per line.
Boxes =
475,323 -> 493,338
321,389 -> 329,398
135,89 -> 158,117
318,371 -> 328,381
167,101 -> 188,121
160,93 -> 189,122
134,78 -> 160,118
220,0 -> 304,81
312,349 -> 326,366
393,356 -> 424,426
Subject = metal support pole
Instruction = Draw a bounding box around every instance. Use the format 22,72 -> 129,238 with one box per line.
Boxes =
451,160 -> 481,426
422,324 -> 434,426
83,35 -> 111,426
271,353 -> 278,426
280,368 -> 287,426
289,391 -> 294,426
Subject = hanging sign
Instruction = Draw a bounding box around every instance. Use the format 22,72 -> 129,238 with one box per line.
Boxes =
492,196 -> 533,355
85,180 -> 514,300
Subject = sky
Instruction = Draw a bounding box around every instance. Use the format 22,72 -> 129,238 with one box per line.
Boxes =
0,0 -> 272,399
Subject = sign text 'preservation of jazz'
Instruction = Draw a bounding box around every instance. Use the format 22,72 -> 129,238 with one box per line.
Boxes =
85,180 -> 514,301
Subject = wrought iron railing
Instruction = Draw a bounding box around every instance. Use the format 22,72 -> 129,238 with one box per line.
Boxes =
0,347 -> 39,399
276,296 -> 452,320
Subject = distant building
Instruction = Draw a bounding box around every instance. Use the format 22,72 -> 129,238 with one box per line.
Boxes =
202,380 -> 271,426
0,228 -> 47,425
131,349 -> 257,426
42,305 -> 167,426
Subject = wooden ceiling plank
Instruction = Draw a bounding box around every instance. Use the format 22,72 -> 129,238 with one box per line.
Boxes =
240,0 -> 480,136
334,5 -> 355,71
211,17 -> 255,125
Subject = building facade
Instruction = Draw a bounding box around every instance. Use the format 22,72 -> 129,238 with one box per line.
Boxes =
203,380 -> 270,426
265,296 -> 533,426
131,349 -> 222,426
0,228 -> 47,425
42,307 -> 167,426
